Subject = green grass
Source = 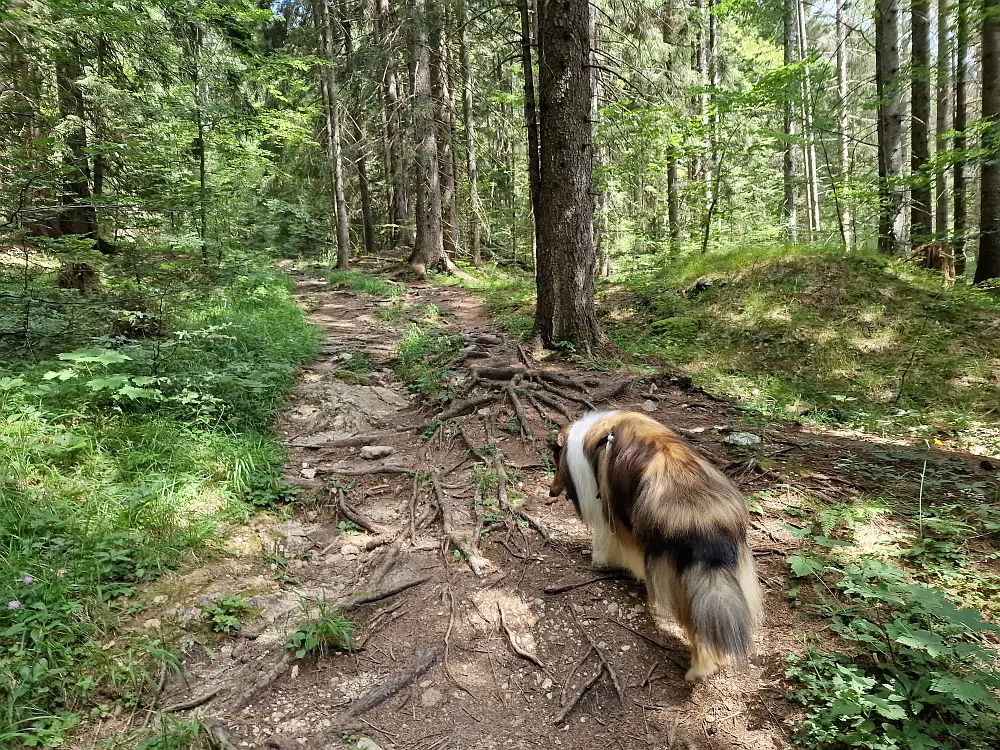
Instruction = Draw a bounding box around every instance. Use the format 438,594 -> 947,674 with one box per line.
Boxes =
284,599 -> 356,659
325,269 -> 403,298
0,264 -> 319,746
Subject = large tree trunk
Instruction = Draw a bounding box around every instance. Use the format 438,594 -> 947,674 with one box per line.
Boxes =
533,0 -> 601,355
977,0 -> 1000,282
375,0 -> 409,250
340,1 -> 376,256
911,0 -> 932,249
836,0 -> 852,247
519,0 -> 542,263
954,0 -> 969,274
876,0 -> 905,255
458,0 -> 482,267
935,0 -> 951,247
783,0 -> 798,242
314,0 -> 351,269
407,0 -> 445,275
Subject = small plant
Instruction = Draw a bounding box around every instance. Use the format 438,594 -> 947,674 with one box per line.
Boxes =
284,599 -> 357,659
337,520 -> 359,537
202,595 -> 252,634
326,269 -> 402,299
244,471 -> 300,508
393,325 -> 463,403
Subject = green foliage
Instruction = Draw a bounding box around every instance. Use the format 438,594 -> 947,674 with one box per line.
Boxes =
284,600 -> 357,660
0,267 -> 317,743
136,716 -> 203,750
606,244 -> 1000,453
202,595 -> 253,634
326,270 -> 404,299
393,325 -> 464,404
784,506 -> 1000,750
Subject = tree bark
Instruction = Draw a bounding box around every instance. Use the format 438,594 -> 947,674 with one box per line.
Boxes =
935,0 -> 951,250
783,0 -> 798,242
954,0 -> 968,274
836,0 -> 852,247
430,0 -> 459,261
458,0 -> 482,267
534,0 -> 601,355
314,0 -> 351,269
797,0 -> 820,235
340,1 -> 376,256
876,0 -> 905,255
911,0 -> 932,249
375,0 -> 409,250
977,0 -> 1000,282
407,0 -> 445,275
519,0 -> 542,263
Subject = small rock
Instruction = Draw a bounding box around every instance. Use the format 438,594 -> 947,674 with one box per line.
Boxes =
291,664 -> 299,680
356,739 -> 384,750
724,431 -> 762,447
337,352 -> 354,362
420,688 -> 444,708
607,602 -> 619,615
151,595 -> 168,606
300,467 -> 317,480
632,604 -> 645,615
641,399 -> 657,412
621,644 -> 631,651
360,445 -> 395,460
340,544 -> 360,556
143,618 -> 161,629
541,678 -> 553,690
419,680 -> 432,688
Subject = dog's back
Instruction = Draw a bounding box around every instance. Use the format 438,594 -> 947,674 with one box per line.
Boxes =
558,411 -> 762,681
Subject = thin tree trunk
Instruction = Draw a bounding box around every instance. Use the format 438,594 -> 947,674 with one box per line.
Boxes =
430,1 -> 458,260
912,0 -> 933,249
375,0 -> 408,249
667,157 -> 680,246
977,0 -> 1000,282
876,0 -> 905,255
783,0 -> 798,242
591,3 -> 609,276
534,0 -> 601,355
836,0 -> 852,247
797,0 -> 820,234
954,0 -> 968,274
315,0 -> 351,269
407,0 -> 444,275
459,0 -> 482,267
935,0 -> 951,250
518,0 -> 542,261
340,1 -> 376,256
699,0 -> 712,218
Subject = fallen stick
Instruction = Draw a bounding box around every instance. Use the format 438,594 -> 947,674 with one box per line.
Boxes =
433,472 -> 487,577
571,604 -> 624,703
553,665 -> 603,724
472,482 -> 485,546
507,381 -> 534,439
337,487 -> 384,534
498,602 -> 545,670
345,575 -> 431,609
160,685 -> 223,713
544,575 -> 619,595
332,646 -> 442,729
316,463 -> 414,476
560,645 -> 595,707
284,430 -> 409,449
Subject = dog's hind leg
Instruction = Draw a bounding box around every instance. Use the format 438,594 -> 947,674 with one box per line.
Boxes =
591,522 -> 646,580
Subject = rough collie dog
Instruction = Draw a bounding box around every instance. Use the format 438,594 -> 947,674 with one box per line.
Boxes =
548,411 -> 762,681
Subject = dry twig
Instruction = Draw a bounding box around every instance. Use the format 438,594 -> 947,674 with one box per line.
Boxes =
337,487 -> 383,534
433,472 -> 488,576
498,602 -> 545,670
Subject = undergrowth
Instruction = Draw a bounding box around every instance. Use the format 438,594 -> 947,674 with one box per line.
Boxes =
325,269 -> 402,299
0,261 -> 318,746
784,500 -> 1000,750
284,599 -> 356,659
393,324 -> 463,404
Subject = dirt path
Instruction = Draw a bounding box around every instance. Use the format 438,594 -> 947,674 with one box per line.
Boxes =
103,266 -> 995,750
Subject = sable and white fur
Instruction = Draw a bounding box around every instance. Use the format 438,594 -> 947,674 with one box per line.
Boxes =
549,411 -> 762,682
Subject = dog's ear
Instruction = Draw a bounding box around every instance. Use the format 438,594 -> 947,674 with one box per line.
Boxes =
556,429 -> 567,447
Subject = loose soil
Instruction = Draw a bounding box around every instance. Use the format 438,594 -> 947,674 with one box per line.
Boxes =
84,262 -> 998,750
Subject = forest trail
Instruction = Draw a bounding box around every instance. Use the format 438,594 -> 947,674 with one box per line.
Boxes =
104,264 -> 993,750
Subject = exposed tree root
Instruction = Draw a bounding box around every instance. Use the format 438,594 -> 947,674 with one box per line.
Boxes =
202,718 -> 242,750
316,463 -> 414,476
345,575 -> 431,609
159,685 -> 223,713
506,380 -> 534,439
571,604 -> 624,702
225,652 -> 290,712
544,575 -> 619,595
330,646 -> 442,730
433,472 -> 488,576
494,452 -> 550,543
530,389 -> 575,423
337,487 -> 384,534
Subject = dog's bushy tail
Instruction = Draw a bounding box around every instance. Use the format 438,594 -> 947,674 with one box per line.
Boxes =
683,561 -> 753,663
